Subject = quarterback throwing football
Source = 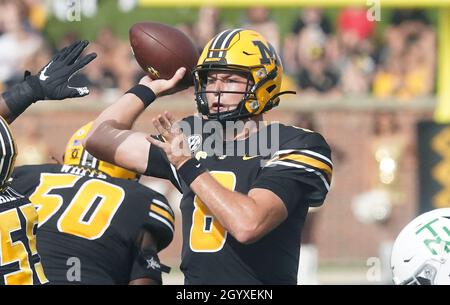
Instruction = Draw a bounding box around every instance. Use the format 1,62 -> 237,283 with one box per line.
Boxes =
85,29 -> 333,284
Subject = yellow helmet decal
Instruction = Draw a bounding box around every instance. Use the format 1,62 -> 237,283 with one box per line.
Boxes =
64,122 -> 137,180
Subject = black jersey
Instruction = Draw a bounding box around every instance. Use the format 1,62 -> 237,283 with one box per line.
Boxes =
0,187 -> 48,285
11,164 -> 174,284
145,115 -> 332,284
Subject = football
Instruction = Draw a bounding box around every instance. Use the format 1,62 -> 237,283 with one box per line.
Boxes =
129,22 -> 200,90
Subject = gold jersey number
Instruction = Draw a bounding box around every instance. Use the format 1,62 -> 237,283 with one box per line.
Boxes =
0,203 -> 48,285
190,171 -> 236,252
29,174 -> 125,240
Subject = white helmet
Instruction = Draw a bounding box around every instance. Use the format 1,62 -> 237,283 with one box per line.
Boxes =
391,208 -> 450,285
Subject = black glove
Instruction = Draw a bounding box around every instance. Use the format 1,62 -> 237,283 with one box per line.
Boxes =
2,40 -> 97,117
32,40 -> 97,99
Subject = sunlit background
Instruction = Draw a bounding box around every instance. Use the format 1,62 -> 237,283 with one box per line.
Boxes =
2,0 -> 450,284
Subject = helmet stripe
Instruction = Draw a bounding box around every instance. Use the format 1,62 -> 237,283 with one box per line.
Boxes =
91,155 -> 98,169
211,30 -> 231,49
217,28 -> 242,58
80,149 -> 98,170
0,117 -> 15,187
208,29 -> 233,58
81,149 -> 89,166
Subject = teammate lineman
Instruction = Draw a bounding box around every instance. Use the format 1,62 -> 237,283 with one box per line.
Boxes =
11,122 -> 174,284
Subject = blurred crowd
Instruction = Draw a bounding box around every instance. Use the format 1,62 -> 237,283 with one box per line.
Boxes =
0,0 -> 142,99
277,7 -> 435,101
0,0 -> 437,102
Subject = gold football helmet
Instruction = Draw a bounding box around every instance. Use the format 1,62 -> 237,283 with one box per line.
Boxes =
64,122 -> 138,180
193,29 -> 295,121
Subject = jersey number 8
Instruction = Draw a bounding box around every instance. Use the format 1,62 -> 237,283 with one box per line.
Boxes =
190,171 -> 236,252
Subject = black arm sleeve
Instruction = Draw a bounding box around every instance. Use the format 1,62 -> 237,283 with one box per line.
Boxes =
144,135 -> 182,192
130,229 -> 171,284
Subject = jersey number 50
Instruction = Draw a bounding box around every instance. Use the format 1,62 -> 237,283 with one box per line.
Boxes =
29,174 -> 124,240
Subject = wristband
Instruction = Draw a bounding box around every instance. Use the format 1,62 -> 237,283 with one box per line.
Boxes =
2,75 -> 44,117
177,158 -> 207,186
125,84 -> 156,108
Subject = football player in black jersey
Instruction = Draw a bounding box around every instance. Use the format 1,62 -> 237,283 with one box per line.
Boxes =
0,40 -> 95,285
11,122 -> 174,284
85,29 -> 333,284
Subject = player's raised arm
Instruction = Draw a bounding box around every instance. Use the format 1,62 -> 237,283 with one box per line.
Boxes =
0,40 -> 96,124
85,22 -> 197,175
83,68 -> 186,175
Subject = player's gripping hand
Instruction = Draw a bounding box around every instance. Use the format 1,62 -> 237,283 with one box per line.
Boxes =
146,111 -> 192,169
138,67 -> 186,97
28,40 -> 97,100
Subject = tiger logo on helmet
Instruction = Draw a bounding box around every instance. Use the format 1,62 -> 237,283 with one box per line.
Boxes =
64,122 -> 138,180
193,29 -> 295,122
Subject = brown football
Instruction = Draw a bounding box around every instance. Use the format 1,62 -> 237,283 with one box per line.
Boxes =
129,22 -> 199,90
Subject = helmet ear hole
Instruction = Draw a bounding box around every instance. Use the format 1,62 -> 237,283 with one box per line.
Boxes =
266,85 -> 276,93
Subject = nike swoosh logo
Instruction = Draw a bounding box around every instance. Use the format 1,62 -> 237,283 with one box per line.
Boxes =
39,61 -> 53,81
242,155 -> 260,161
403,256 -> 414,263
195,164 -> 201,168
